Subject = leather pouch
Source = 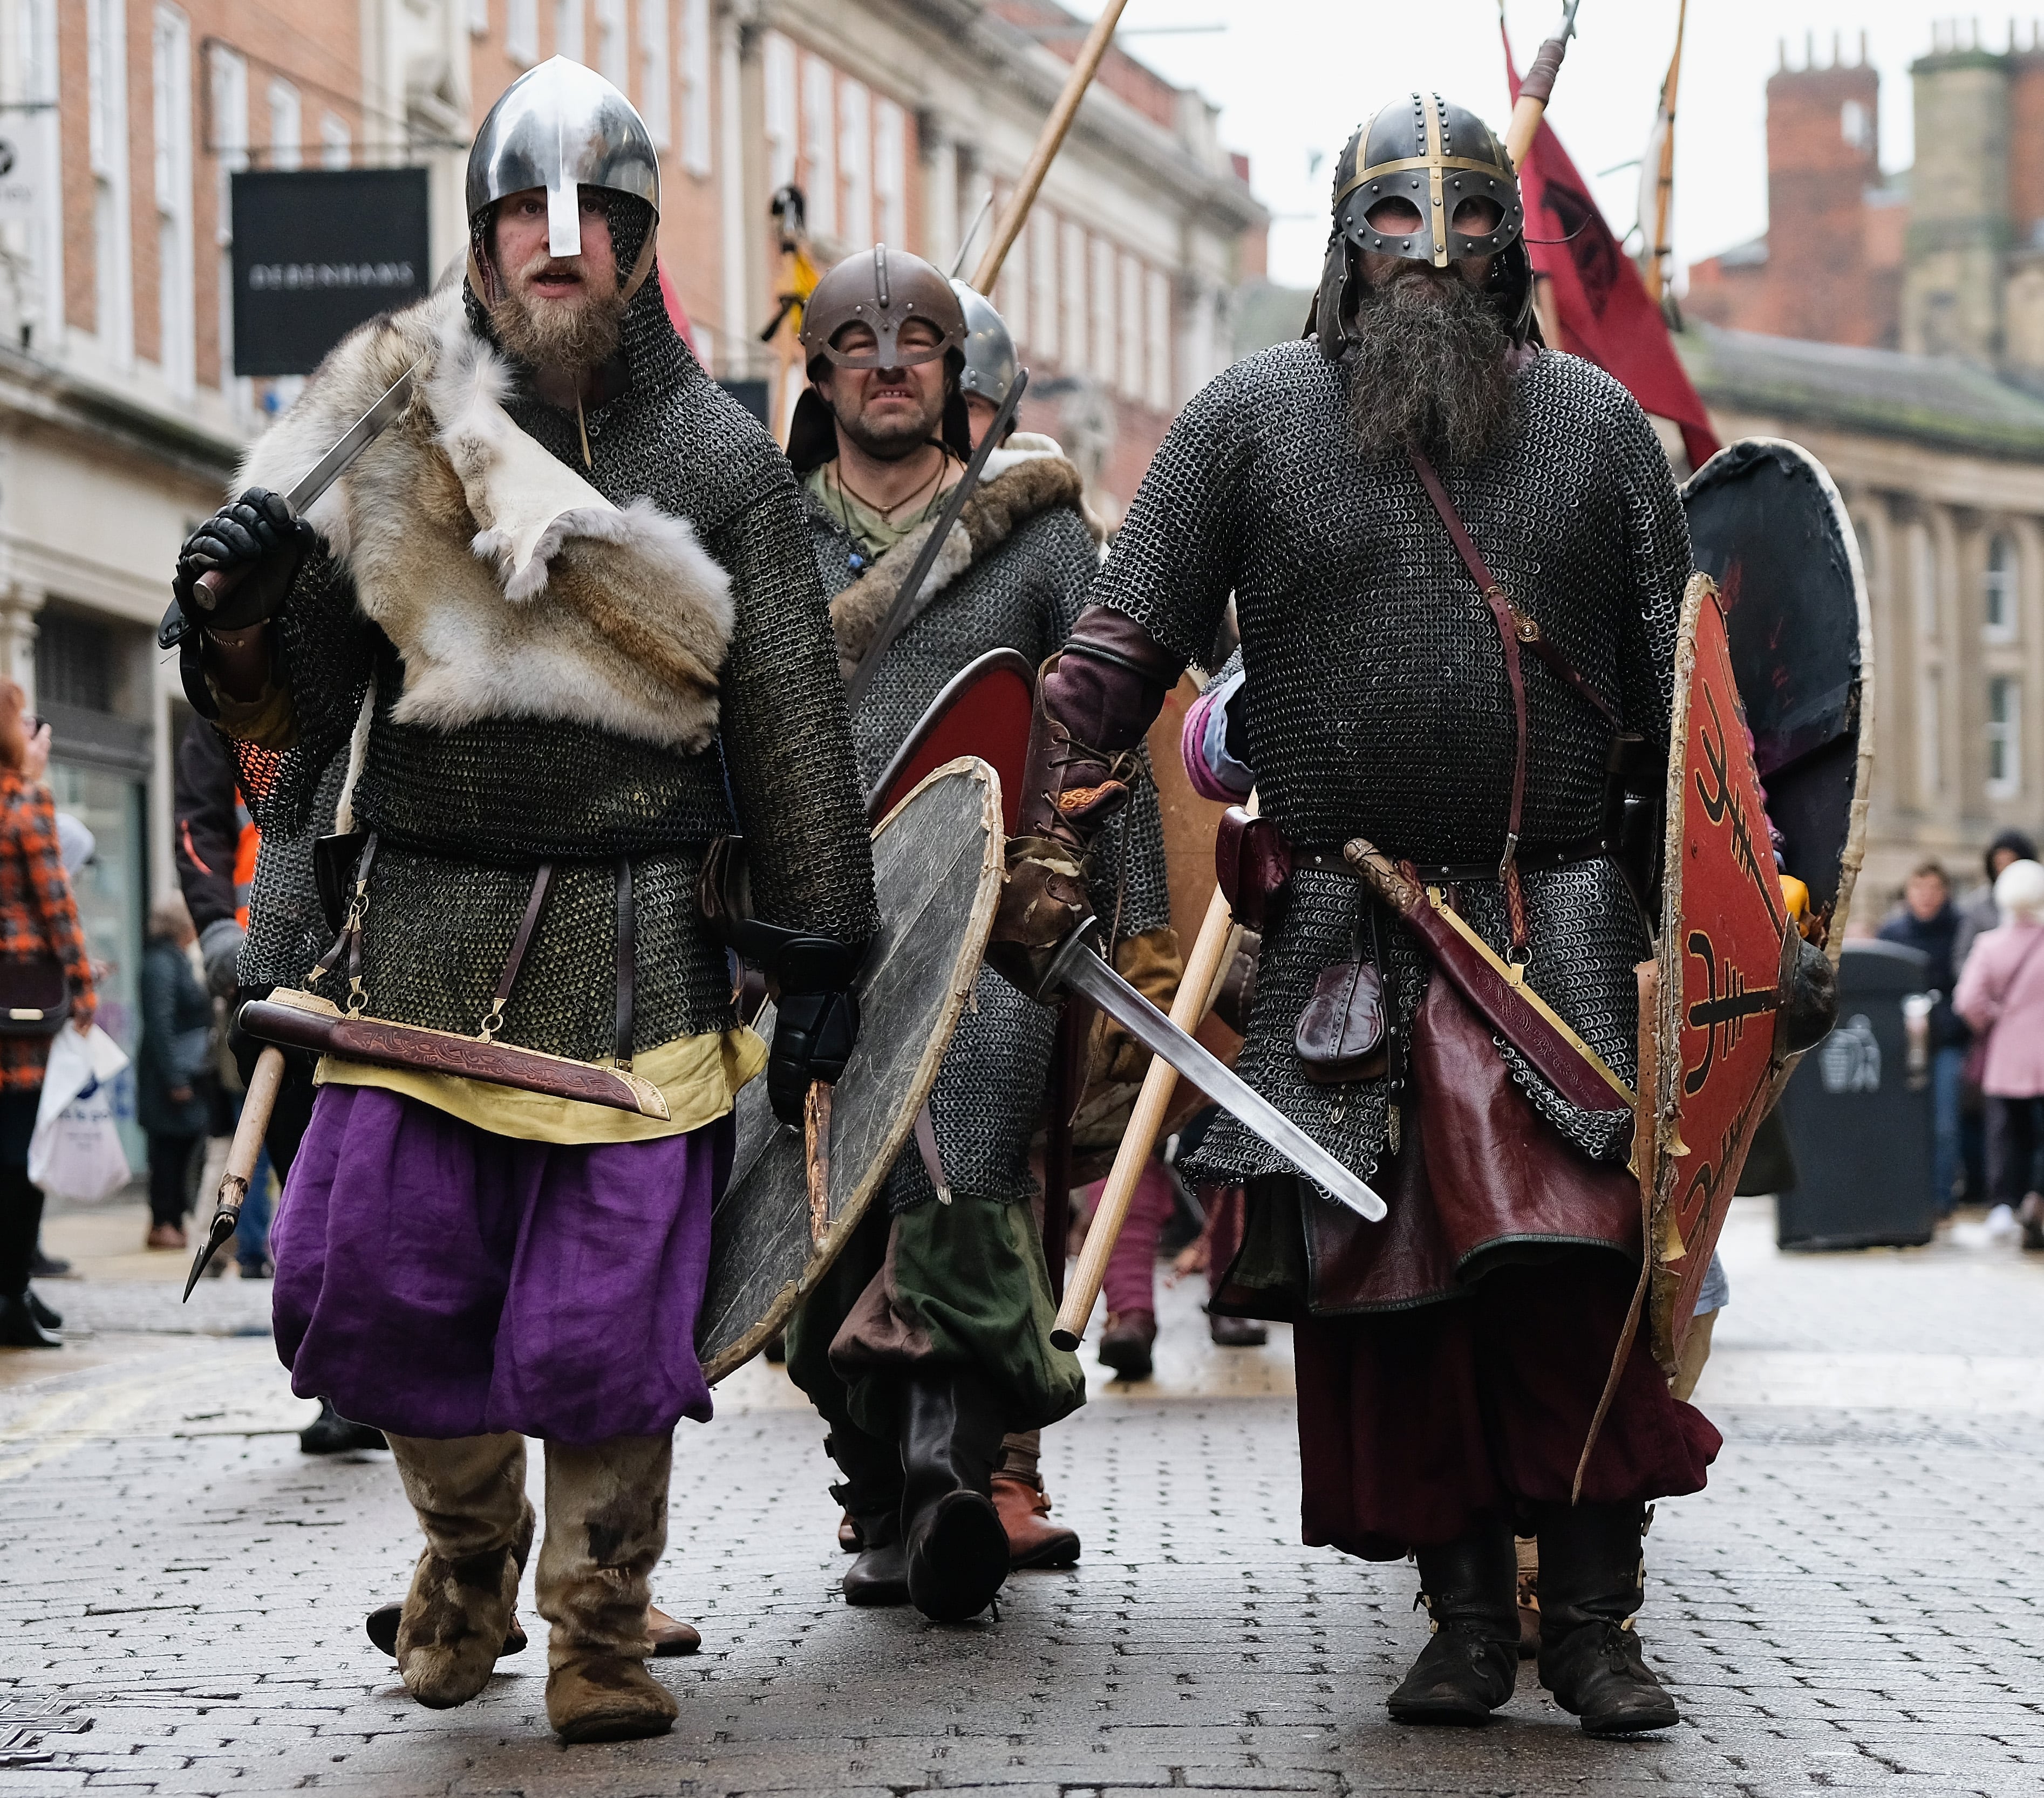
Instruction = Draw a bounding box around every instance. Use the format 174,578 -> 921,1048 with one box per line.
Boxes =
696,833 -> 753,942
1214,805 -> 1291,932
314,831 -> 371,936
1295,956 -> 1386,1084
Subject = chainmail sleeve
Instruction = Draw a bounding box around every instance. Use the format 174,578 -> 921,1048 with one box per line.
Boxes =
1610,392 -> 1691,750
1088,356 -> 1262,671
709,464 -> 879,947
223,549 -> 379,840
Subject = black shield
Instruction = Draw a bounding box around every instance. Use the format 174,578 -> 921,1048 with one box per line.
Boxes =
1682,437 -> 1873,950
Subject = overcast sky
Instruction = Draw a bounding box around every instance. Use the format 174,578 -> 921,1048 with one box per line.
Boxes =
1072,1 -> 1968,289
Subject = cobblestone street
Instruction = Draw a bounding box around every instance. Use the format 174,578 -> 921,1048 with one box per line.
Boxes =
2,1194 -> 2040,1797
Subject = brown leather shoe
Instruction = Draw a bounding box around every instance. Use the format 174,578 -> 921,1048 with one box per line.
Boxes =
645,1606 -> 700,1656
145,1222 -> 187,1250
1098,1309 -> 1156,1380
1208,1313 -> 1268,1348
992,1472 -> 1080,1568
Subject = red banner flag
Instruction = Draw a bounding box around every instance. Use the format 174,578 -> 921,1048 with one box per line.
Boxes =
1504,29 -> 1720,470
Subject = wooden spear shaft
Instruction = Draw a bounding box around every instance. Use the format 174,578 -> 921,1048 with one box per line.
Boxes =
1645,0 -> 1688,305
971,0 -> 1131,294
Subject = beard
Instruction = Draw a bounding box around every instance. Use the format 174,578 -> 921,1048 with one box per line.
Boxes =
832,387 -> 944,462
1344,270 -> 1520,467
487,255 -> 625,378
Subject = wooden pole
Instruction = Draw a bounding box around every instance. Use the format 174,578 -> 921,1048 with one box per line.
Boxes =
1051,879 -> 1238,1351
1644,0 -> 1688,305
971,0 -> 1130,294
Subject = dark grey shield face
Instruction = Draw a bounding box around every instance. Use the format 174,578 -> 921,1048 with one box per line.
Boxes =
1334,93 -> 1524,270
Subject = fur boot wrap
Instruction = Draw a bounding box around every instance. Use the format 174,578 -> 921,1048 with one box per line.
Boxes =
829,435 -> 1100,681
239,285 -> 734,754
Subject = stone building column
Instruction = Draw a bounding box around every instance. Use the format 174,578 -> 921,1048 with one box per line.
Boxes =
920,112 -> 958,274
0,582 -> 43,706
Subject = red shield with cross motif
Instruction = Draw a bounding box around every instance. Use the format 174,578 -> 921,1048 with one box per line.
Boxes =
1644,575 -> 1794,1367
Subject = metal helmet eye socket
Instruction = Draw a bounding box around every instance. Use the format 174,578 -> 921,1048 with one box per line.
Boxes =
820,316 -> 954,371
799,245 -> 969,373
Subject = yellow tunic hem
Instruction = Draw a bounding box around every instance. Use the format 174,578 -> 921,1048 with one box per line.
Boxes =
314,1025 -> 768,1145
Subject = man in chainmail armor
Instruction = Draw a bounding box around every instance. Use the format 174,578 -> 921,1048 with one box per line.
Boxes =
780,250 -> 1180,1621
165,60 -> 875,1746
990,95 -> 1719,1735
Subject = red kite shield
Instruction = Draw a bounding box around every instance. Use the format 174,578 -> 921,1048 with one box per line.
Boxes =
1645,574 -> 1793,1366
868,648 -> 1035,831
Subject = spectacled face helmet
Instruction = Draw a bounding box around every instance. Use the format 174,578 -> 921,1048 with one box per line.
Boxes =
800,245 -> 967,371
467,57 -> 661,298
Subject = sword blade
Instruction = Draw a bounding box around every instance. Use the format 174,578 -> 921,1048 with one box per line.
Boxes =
1047,933 -> 1387,1222
284,363 -> 418,514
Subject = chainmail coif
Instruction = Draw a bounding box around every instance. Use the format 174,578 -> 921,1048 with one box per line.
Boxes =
235,218 -> 877,1062
807,488 -> 1173,1210
1090,338 -> 1689,1196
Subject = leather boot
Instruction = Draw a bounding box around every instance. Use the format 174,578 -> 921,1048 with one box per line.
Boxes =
384,1432 -> 533,1711
537,1435 -> 679,1745
826,1424 -> 909,1606
1098,1309 -> 1157,1379
1533,1501 -> 1680,1736
0,1290 -> 59,1348
991,1471 -> 1081,1568
900,1369 -> 1009,1622
1387,1515 -> 1521,1725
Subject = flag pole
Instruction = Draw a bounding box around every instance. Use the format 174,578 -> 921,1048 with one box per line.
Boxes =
1643,0 -> 1689,305
1504,0 -> 1583,169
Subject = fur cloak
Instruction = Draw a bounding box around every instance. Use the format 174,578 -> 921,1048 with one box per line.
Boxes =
238,284 -> 735,755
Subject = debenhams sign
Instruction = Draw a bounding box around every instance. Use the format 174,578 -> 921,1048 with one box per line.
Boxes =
231,168 -> 431,377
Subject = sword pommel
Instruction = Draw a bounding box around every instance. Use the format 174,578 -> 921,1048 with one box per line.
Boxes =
1342,837 -> 1422,911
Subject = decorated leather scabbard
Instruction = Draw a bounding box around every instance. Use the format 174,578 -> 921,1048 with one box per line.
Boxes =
1341,837 -> 1634,1117
239,989 -> 672,1120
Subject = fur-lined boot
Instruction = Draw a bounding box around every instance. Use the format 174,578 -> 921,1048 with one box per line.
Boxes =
537,1434 -> 680,1745
385,1432 -> 534,1710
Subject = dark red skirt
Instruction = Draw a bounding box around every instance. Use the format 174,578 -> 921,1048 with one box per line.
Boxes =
1292,1253 -> 1721,1559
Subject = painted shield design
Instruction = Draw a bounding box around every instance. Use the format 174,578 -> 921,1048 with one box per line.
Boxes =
696,758 -> 1003,1383
1682,437 -> 1875,957
1643,575 -> 1795,1366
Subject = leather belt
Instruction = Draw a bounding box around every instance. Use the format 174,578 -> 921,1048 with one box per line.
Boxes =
1293,837 -> 1611,885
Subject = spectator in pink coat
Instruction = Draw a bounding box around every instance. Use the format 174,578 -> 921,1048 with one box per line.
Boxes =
1953,857 -> 2044,1249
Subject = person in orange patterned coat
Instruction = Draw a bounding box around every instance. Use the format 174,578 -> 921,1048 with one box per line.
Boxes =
0,680 -> 96,1348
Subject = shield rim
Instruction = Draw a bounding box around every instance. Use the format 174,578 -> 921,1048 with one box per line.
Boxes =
700,755 -> 1004,1385
1647,573 -> 1788,1367
1680,434 -> 1876,970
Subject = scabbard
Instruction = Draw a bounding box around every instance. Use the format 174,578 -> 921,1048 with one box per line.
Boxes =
1341,840 -> 1633,1117
238,992 -> 672,1121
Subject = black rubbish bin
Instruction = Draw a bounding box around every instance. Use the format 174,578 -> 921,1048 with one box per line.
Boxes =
1775,939 -> 1937,1250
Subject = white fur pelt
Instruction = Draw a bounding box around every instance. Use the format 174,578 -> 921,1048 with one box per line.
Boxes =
239,286 -> 733,754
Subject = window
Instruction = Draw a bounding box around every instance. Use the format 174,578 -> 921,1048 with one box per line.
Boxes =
152,5 -> 193,396
678,0 -> 711,174
1060,218 -> 1086,372
1118,251 -> 1143,398
1143,266 -> 1170,408
837,78 -> 870,248
1989,676 -> 2022,798
637,0 -> 669,148
801,57 -> 836,237
268,78 -> 301,171
507,0 -> 537,64
762,32 -> 796,191
999,189 -> 1027,342
209,46 -> 245,380
36,613 -> 117,714
555,0 -> 583,63
1841,99 -> 1871,150
874,99 -> 904,248
319,113 -> 351,170
87,0 -> 131,362
1985,532 -> 2018,641
595,0 -> 625,85
1089,235 -> 1116,382
1029,208 -> 1058,360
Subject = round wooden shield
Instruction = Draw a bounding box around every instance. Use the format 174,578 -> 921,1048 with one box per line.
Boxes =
1682,436 -> 1875,956
696,758 -> 1004,1384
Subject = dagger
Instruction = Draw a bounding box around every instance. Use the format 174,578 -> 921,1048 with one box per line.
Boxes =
1028,918 -> 1386,1223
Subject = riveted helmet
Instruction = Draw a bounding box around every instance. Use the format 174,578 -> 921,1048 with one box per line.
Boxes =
1313,93 -> 1535,352
799,245 -> 967,370
950,278 -> 1019,410
468,58 -> 660,298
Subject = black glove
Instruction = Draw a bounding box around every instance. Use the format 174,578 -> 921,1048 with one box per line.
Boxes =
767,987 -> 860,1127
172,487 -> 315,632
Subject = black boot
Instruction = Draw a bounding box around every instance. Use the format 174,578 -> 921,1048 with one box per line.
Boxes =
0,1290 -> 59,1348
1533,1501 -> 1680,1736
827,1423 -> 910,1607
26,1289 -> 60,1330
900,1369 -> 1009,1622
1387,1515 -> 1521,1725
299,1398 -> 388,1454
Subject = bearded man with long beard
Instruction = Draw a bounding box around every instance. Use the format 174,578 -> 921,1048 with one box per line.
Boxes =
166,60 -> 875,1746
991,95 -> 1718,1737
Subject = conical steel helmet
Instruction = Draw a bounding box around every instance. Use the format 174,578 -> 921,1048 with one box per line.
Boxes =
950,279 -> 1019,408
467,57 -> 659,259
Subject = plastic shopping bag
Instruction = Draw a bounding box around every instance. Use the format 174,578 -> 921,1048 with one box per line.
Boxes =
29,1024 -> 133,1200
